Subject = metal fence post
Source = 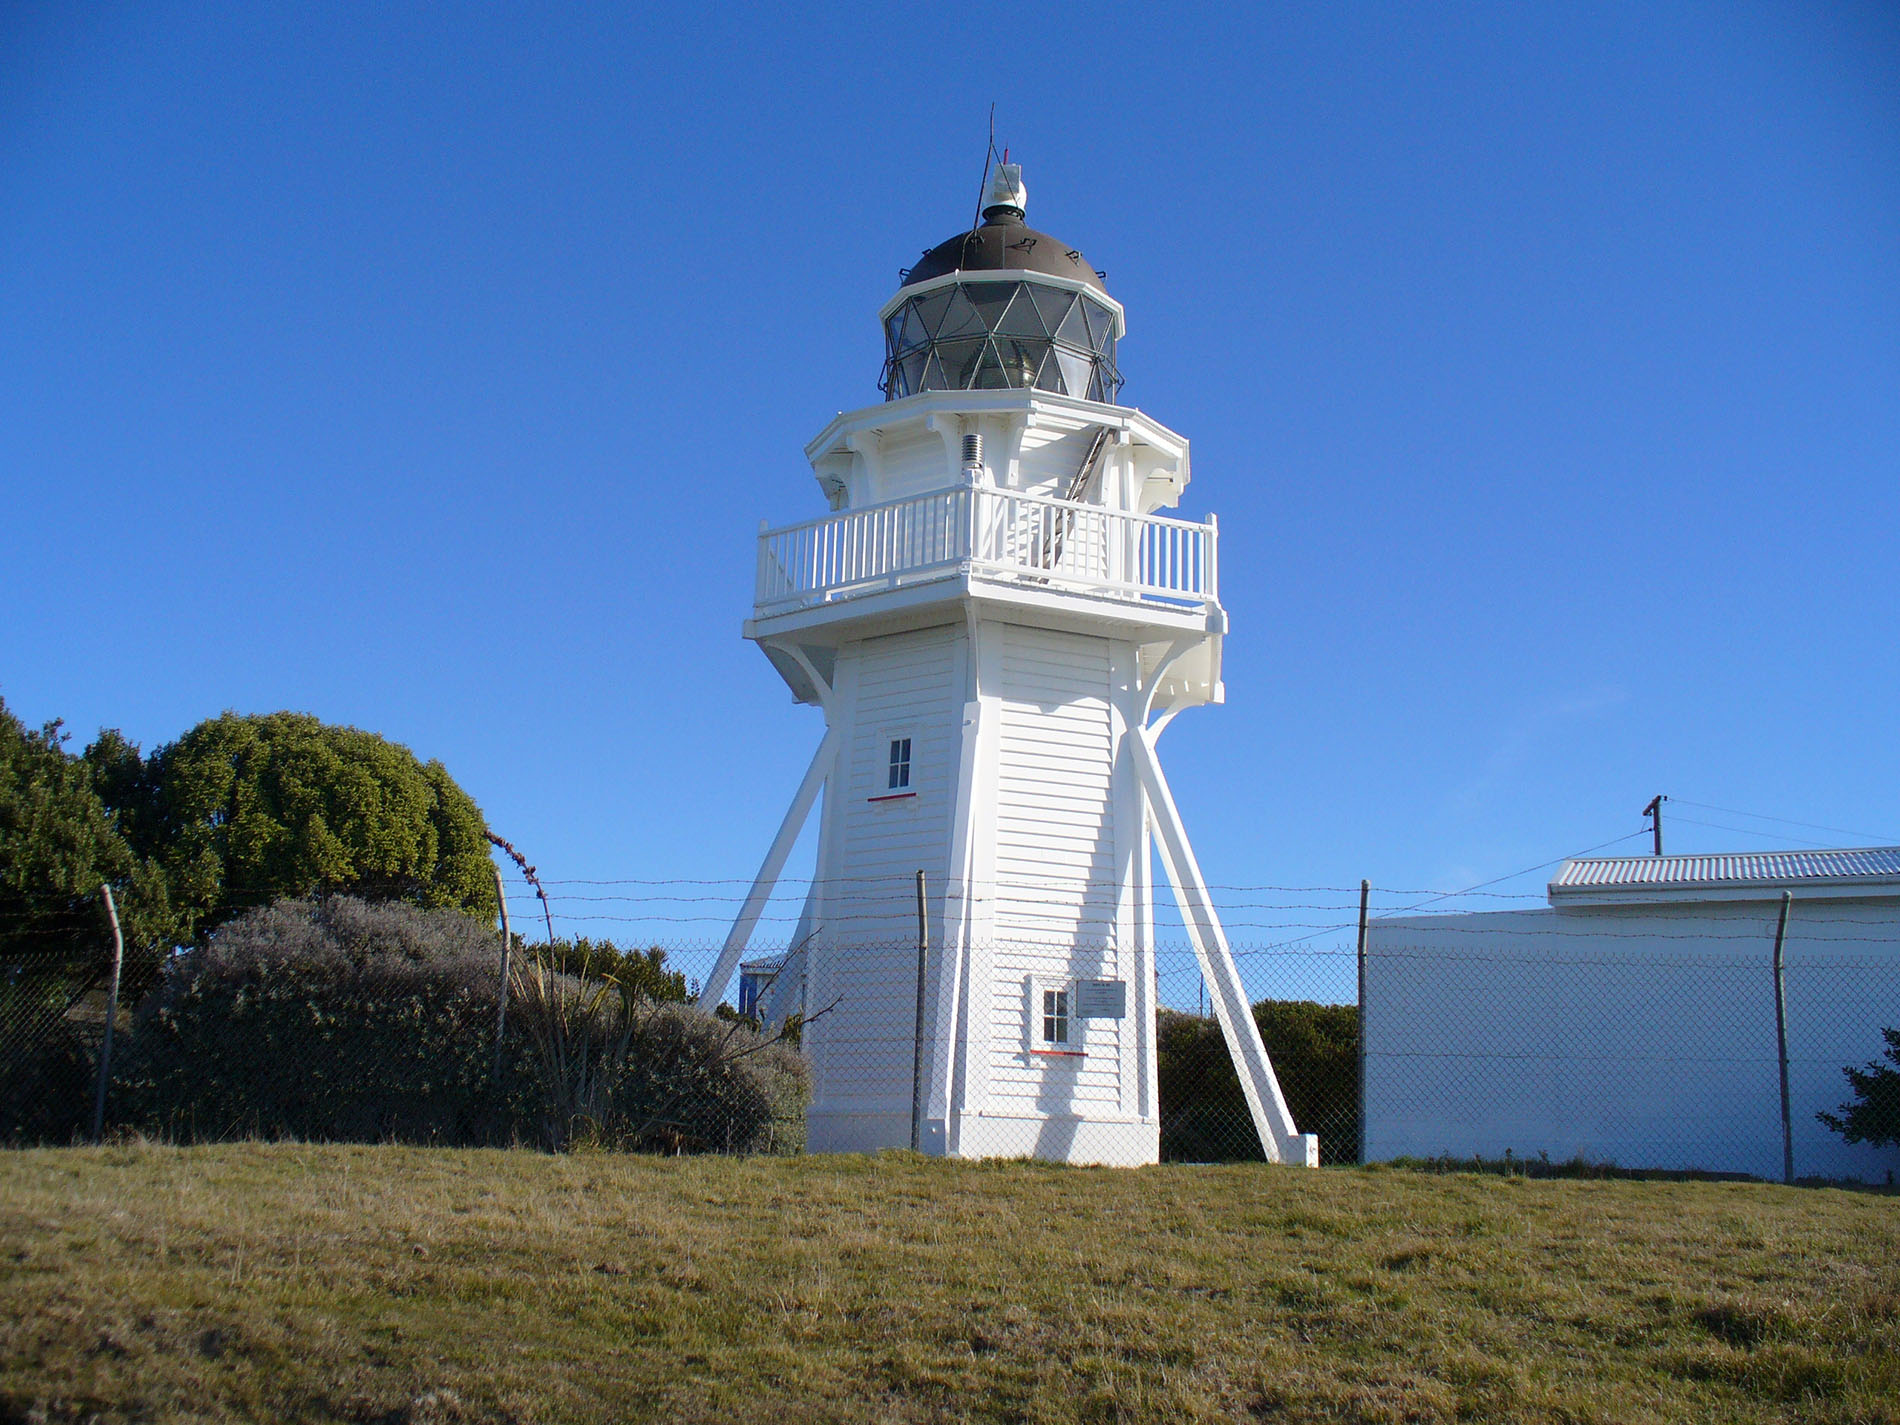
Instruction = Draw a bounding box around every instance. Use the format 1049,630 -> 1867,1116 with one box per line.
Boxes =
1356,879 -> 1369,1166
1772,890 -> 1794,1185
91,884 -> 124,1144
910,869 -> 929,1154
493,865 -> 513,1081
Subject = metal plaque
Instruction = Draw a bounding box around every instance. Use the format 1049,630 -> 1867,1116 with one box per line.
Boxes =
1074,978 -> 1127,1020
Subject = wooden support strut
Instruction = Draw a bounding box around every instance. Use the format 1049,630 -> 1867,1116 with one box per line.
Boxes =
1127,724 -> 1317,1166
697,725 -> 840,1010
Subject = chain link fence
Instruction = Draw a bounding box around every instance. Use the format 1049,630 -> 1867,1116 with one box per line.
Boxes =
1365,903 -> 1900,1183
0,939 -> 112,1145
3,893 -> 1894,1184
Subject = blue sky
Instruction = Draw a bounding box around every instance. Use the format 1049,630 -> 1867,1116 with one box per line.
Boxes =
3,3 -> 1896,992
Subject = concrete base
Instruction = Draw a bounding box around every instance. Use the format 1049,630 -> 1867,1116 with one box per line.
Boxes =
952,1112 -> 1160,1167
806,1109 -> 1162,1166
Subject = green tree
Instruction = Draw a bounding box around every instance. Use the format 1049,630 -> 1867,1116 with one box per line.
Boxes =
533,938 -> 689,1004
98,711 -> 496,935
0,698 -> 176,1141
1818,1028 -> 1900,1149
0,697 -> 174,966
1157,999 -> 1361,1165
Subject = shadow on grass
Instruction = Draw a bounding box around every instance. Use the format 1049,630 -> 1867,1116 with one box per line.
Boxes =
1375,1151 -> 1900,1193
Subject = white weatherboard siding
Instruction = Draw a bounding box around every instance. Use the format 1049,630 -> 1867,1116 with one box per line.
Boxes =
986,624 -> 1126,1119
1013,421 -> 1095,498
804,625 -> 963,1152
867,430 -> 949,503
1363,902 -> 1900,1182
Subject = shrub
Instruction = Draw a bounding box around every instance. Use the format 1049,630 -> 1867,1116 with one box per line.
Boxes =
116,898 -> 808,1154
613,1003 -> 807,1155
1158,999 -> 1361,1165
119,897 -> 534,1144
510,943 -> 806,1154
1818,1027 -> 1900,1149
0,1016 -> 96,1145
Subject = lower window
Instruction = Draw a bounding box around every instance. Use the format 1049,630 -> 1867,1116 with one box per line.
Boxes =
1041,986 -> 1070,1047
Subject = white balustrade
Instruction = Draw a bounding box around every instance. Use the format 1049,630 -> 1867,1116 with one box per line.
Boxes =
755,488 -> 1217,613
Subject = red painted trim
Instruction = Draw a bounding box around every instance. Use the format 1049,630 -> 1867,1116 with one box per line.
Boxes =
1030,1048 -> 1086,1058
866,791 -> 917,803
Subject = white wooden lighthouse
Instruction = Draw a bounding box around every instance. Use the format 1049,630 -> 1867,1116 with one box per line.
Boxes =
700,163 -> 1317,1168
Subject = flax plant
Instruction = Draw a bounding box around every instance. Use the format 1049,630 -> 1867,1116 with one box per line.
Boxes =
508,943 -> 636,1150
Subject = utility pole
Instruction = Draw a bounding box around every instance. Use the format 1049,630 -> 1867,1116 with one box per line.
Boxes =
1643,795 -> 1666,856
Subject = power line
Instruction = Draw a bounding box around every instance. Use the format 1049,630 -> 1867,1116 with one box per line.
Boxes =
1371,828 -> 1653,922
1663,814 -> 1848,851
1668,799 -> 1897,847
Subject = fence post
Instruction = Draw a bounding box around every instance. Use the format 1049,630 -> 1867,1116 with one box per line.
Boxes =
910,869 -> 929,1154
1772,890 -> 1794,1185
90,885 -> 125,1144
1356,879 -> 1370,1166
494,865 -> 513,1081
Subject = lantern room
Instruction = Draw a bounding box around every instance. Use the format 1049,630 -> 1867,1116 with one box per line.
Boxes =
879,163 -> 1125,403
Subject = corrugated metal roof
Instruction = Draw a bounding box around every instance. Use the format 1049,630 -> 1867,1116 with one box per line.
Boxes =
1551,846 -> 1900,891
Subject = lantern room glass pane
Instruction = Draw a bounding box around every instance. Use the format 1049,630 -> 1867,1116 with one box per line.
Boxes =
910,289 -> 953,340
881,278 -> 1125,402
995,285 -> 1047,339
965,282 -> 1016,329
994,337 -> 1043,387
1055,300 -> 1092,350
884,308 -> 912,357
935,288 -> 984,341
934,337 -> 985,389
1055,348 -> 1093,397
1033,345 -> 1064,391
970,342 -> 1011,389
1030,284 -> 1075,336
898,349 -> 929,397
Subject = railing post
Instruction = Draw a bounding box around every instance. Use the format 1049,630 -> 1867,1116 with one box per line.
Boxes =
1205,512 -> 1219,603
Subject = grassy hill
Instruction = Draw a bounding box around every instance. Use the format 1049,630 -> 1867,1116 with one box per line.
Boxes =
2,1145 -> 1896,1423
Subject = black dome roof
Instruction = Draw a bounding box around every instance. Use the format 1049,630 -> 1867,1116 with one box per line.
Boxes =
901,207 -> 1108,295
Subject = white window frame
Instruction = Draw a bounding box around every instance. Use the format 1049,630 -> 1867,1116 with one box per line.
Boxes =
868,728 -> 918,803
1028,976 -> 1083,1057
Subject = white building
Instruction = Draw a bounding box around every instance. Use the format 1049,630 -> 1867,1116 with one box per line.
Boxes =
697,163 -> 1316,1167
1365,847 -> 1900,1183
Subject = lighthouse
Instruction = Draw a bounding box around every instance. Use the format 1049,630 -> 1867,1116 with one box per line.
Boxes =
700,162 -> 1318,1168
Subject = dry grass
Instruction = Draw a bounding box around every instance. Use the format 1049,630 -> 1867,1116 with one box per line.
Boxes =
2,1144 -> 1897,1424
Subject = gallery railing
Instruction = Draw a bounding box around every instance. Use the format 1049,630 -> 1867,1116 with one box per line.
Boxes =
755,487 -> 1218,614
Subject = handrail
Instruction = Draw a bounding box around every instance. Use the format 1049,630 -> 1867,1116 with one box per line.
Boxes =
759,483 -> 1211,540
754,487 -> 1219,614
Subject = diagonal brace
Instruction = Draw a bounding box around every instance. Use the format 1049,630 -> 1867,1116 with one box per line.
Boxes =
1127,723 -> 1318,1166
697,726 -> 839,1010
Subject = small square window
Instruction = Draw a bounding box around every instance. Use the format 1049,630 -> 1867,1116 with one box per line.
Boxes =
887,737 -> 911,790
1041,987 -> 1070,1046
